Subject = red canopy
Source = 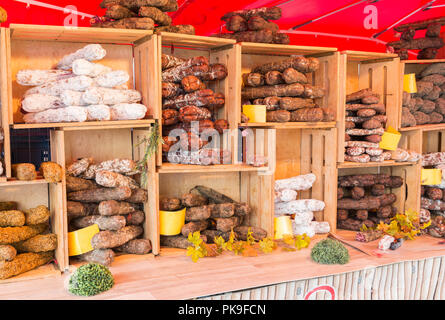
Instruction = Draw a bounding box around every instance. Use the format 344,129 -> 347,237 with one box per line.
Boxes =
1,0 -> 445,53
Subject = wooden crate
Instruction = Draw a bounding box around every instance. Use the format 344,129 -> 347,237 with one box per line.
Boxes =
158,170 -> 275,248
275,127 -> 338,232
51,125 -> 159,267
238,43 -> 340,129
0,28 -> 10,179
157,32 -> 239,169
0,182 -> 64,283
338,51 -> 400,164
399,59 -> 445,132
337,163 -> 420,231
1,24 -> 157,131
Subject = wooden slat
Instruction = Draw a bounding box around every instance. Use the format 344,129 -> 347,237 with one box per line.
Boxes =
159,32 -> 235,49
342,50 -> 398,62
337,160 -> 417,169
0,28 -> 11,178
10,24 -> 151,43
133,128 -> 160,255
241,42 -> 337,56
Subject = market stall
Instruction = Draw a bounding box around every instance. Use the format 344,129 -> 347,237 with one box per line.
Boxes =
0,0 -> 444,301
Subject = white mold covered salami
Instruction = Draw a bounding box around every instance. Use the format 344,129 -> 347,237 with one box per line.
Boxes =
423,152 -> 445,166
72,59 -> 111,77
23,106 -> 88,123
291,210 -> 313,224
82,87 -> 141,105
21,94 -> 64,113
292,222 -> 315,237
57,44 -> 107,70
110,104 -> 147,120
95,71 -> 130,88
310,221 -> 330,234
274,189 -> 298,202
25,76 -> 94,97
275,199 -> 325,215
94,159 -> 137,175
17,70 -> 72,86
85,105 -> 111,121
275,173 -> 316,191
95,170 -> 139,189
60,90 -> 88,106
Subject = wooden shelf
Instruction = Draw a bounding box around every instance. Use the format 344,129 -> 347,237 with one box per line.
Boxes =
158,163 -> 268,173
239,122 -> 336,129
12,120 -> 155,130
399,123 -> 445,132
159,32 -> 235,49
337,160 -> 417,169
0,178 -> 50,186
240,42 -> 337,56
9,24 -> 152,44
341,50 -> 398,62
402,59 -> 445,64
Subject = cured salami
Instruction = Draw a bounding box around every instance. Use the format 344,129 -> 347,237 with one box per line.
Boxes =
82,87 -> 141,105
23,106 -> 88,123
110,103 -> 147,120
94,70 -> 130,88
21,94 -> 64,113
275,173 -> 316,191
57,44 -> 107,70
95,170 -> 139,189
252,56 -> 319,74
85,105 -> 111,121
25,76 -> 93,97
17,70 -> 72,86
60,90 -> 88,106
274,199 -> 325,214
72,59 -> 111,77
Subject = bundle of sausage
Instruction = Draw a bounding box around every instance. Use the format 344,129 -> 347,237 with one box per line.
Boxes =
387,17 -> 445,60
401,64 -> 445,127
274,173 -> 329,237
162,54 -> 231,165
419,152 -> 445,238
241,56 -> 334,123
18,44 -> 149,124
343,89 -> 390,163
66,157 -> 151,266
337,174 -> 404,234
90,0 -> 194,34
160,185 -> 267,248
0,202 -> 58,280
213,6 -> 289,44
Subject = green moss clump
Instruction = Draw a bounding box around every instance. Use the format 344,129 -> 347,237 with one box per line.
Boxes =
311,238 -> 350,265
68,263 -> 114,296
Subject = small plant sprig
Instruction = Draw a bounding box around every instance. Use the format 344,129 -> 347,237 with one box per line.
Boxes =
134,122 -> 163,188
186,228 -> 311,262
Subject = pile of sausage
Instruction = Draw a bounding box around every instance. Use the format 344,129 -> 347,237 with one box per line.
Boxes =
420,151 -> 445,238
337,174 -> 403,231
161,54 -> 231,165
18,44 -> 148,124
241,56 -> 335,123
213,6 -> 289,44
274,173 -> 329,237
160,186 -> 267,248
344,89 -> 388,163
402,63 -> 445,127
91,0 -> 195,35
66,157 -> 151,266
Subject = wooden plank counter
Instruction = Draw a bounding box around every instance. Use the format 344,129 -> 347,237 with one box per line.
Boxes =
0,233 -> 443,300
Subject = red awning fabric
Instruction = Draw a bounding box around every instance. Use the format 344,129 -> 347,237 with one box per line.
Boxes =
1,0 -> 445,54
